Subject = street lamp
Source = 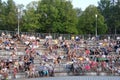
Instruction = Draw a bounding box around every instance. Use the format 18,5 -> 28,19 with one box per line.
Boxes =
95,14 -> 97,37
17,8 -> 20,36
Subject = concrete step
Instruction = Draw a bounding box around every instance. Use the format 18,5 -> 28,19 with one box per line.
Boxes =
8,72 -> 26,79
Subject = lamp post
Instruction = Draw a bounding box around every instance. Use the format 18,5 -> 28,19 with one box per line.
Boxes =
95,14 -> 97,37
17,8 -> 20,36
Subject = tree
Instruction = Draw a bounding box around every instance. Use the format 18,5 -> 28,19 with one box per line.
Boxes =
115,0 -> 120,33
98,0 -> 120,34
0,0 -> 7,30
74,8 -> 83,17
21,1 -> 40,32
5,0 -> 17,31
37,0 -> 78,34
77,5 -> 107,35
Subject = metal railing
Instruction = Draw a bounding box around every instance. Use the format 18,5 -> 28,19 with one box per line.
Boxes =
0,30 -> 119,40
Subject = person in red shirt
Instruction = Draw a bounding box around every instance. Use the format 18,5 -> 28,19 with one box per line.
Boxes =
13,67 -> 18,78
85,48 -> 90,55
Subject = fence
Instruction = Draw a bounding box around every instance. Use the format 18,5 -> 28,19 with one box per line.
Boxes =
0,30 -> 119,40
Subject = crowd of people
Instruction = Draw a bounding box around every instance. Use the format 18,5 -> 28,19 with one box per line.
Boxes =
0,32 -> 120,80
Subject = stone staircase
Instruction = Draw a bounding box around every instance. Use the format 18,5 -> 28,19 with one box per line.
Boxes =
0,39 -> 120,80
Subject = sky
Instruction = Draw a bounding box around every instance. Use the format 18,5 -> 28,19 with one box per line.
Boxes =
72,0 -> 100,10
2,0 -> 100,11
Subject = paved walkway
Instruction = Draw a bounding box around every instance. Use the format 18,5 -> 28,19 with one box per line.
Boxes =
14,76 -> 120,80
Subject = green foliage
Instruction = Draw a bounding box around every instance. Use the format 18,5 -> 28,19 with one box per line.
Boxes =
74,8 -> 83,17
21,1 -> 39,32
5,0 -> 17,31
0,0 -> 6,30
37,0 -> 78,34
0,0 -> 120,35
77,5 -> 107,35
98,0 -> 120,34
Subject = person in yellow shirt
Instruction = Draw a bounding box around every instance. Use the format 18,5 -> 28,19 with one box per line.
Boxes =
54,39 -> 58,44
71,36 -> 75,41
